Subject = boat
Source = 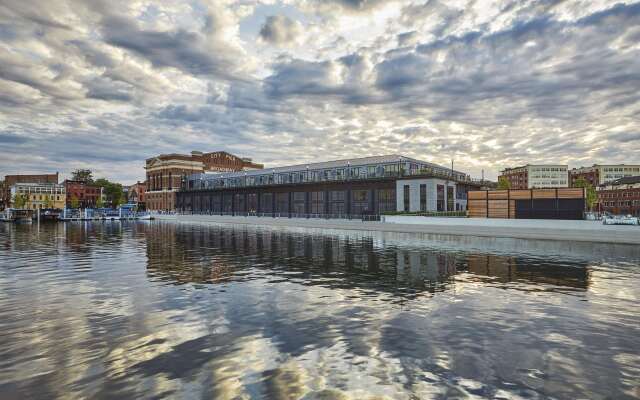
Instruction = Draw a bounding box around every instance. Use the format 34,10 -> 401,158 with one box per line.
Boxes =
602,215 -> 640,226
0,209 -> 33,223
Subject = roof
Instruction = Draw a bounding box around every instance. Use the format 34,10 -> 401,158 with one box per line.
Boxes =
606,176 -> 640,186
200,154 -> 466,179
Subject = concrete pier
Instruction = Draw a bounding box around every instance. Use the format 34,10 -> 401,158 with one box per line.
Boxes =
153,214 -> 640,245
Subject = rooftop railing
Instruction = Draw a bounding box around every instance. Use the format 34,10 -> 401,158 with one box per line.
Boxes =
181,162 -> 474,192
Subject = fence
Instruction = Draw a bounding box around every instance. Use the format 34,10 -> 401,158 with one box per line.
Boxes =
176,210 -> 382,221
468,188 -> 586,220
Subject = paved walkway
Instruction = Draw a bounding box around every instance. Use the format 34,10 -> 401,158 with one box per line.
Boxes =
153,214 -> 640,245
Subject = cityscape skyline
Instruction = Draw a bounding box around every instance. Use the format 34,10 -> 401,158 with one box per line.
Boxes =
1,0 -> 639,184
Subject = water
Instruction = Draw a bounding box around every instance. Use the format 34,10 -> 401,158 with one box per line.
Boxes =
1,222 -> 639,399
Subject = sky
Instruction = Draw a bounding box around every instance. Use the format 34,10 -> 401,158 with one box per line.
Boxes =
0,0 -> 639,184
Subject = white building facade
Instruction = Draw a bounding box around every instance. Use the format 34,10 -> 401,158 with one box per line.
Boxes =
527,165 -> 569,188
396,178 -> 464,212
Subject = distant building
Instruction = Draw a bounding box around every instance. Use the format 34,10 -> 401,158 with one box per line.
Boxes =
177,155 -> 479,216
596,176 -> 640,216
10,182 -> 66,210
1,173 -> 59,210
128,181 -> 147,207
570,164 -> 640,186
64,180 -> 102,208
145,151 -> 264,211
499,165 -> 568,189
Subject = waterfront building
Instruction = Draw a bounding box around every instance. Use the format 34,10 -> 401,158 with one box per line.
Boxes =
499,165 -> 568,189
596,176 -> 640,216
128,181 -> 147,207
64,180 -> 102,208
146,151 -> 263,211
10,182 -> 66,210
1,173 -> 59,210
0,180 -> 5,210
177,155 -> 479,216
570,164 -> 640,186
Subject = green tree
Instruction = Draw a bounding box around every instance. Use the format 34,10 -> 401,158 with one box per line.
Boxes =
95,196 -> 104,209
573,177 -> 597,210
94,178 -> 124,209
497,176 -> 512,190
70,195 -> 80,209
72,169 -> 93,183
12,193 -> 27,209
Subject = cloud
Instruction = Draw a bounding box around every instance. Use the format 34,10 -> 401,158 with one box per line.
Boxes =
259,15 -> 303,45
100,15 -> 241,79
0,0 -> 639,183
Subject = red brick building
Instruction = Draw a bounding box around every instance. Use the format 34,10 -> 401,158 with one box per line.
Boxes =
499,166 -> 528,189
569,166 -> 599,187
145,151 -> 263,211
64,180 -> 102,208
2,173 -> 59,210
128,181 -> 146,207
597,176 -> 640,216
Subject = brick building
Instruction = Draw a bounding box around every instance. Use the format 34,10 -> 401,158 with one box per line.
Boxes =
499,165 -> 568,189
596,176 -> 640,216
146,151 -> 263,211
570,164 -> 640,186
128,181 -> 146,207
1,173 -> 59,210
64,180 -> 102,208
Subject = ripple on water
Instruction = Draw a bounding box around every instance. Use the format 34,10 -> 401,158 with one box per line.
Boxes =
0,221 -> 639,399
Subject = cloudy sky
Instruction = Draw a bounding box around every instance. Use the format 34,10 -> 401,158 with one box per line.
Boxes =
0,0 -> 639,183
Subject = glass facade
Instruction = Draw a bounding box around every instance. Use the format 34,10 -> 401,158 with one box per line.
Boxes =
185,157 -> 470,192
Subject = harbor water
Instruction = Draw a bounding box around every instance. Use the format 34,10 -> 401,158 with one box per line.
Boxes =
0,222 -> 639,399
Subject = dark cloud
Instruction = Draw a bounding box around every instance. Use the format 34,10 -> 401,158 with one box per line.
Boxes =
0,133 -> 28,144
100,15 -> 238,78
84,77 -> 133,102
259,16 -> 302,45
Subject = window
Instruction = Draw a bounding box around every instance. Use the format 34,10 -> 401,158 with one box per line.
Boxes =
310,191 -> 324,214
404,185 -> 410,212
437,185 -> 444,211
377,189 -> 395,213
447,186 -> 454,211
352,190 -> 369,215
420,184 -> 427,212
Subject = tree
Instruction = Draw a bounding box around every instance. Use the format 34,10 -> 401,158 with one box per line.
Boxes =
72,169 -> 93,183
94,178 -> 124,209
95,196 -> 104,209
12,193 -> 27,209
573,177 -> 597,210
70,195 -> 80,209
497,176 -> 512,190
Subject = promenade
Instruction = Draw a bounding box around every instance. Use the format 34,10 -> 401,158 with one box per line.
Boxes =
154,214 -> 640,245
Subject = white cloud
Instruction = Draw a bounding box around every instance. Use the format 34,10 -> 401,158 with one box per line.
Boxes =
0,0 -> 638,183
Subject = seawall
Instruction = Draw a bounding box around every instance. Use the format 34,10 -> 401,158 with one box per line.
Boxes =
153,214 -> 640,245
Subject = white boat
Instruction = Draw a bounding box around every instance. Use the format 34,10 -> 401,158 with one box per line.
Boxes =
602,215 -> 639,226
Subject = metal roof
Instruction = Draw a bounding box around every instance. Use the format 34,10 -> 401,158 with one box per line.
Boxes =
201,154 -> 465,179
607,176 -> 640,185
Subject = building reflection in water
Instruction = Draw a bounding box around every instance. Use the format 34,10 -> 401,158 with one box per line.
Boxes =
143,222 -> 590,295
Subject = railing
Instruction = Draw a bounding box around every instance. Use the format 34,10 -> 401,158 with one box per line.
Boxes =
183,163 -> 474,192
382,210 -> 467,217
175,210 -> 382,221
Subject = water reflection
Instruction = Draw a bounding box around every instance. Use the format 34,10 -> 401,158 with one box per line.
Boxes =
0,222 -> 638,400
145,222 -> 591,295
